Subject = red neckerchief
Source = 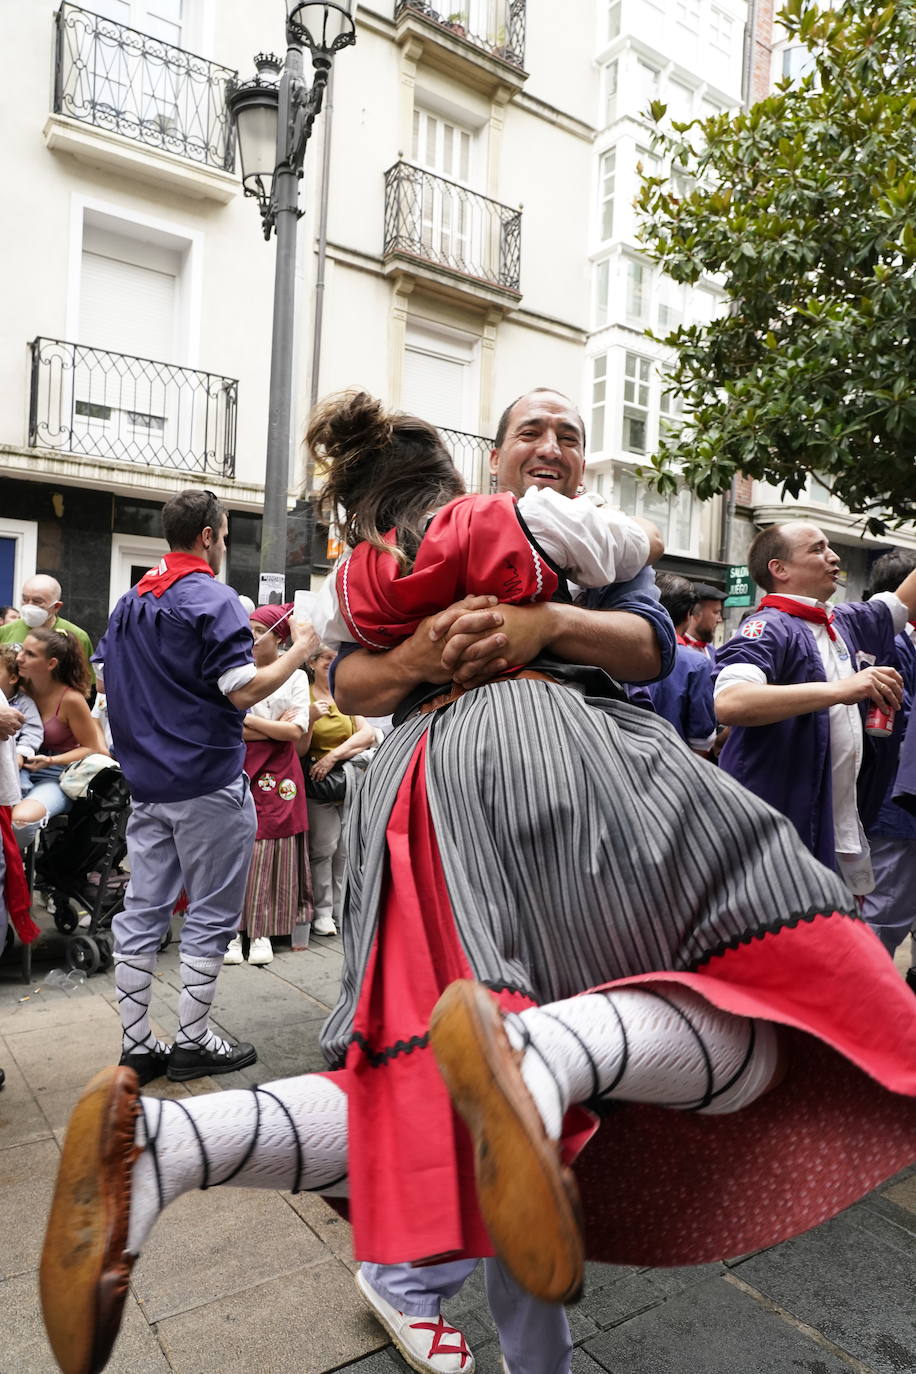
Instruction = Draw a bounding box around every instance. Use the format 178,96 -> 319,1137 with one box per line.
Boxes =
676,633 -> 690,646
682,633 -> 705,650
337,493 -> 559,650
135,553 -> 215,598
757,594 -> 837,642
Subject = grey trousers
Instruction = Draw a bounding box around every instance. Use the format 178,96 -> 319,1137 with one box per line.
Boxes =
306,796 -> 347,925
860,833 -> 916,957
360,1260 -> 572,1374
113,776 -> 256,959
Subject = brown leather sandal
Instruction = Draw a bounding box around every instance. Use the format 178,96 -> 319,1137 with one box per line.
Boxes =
40,1065 -> 141,1374
429,980 -> 584,1304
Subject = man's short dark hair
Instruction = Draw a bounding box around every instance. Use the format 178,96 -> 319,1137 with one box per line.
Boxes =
655,572 -> 698,629
747,524 -> 794,593
864,548 -> 916,599
494,388 -> 587,449
162,489 -> 226,551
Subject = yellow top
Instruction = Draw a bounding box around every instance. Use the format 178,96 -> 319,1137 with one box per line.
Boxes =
309,689 -> 357,760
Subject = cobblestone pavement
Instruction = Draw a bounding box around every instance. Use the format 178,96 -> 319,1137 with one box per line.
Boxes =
2,913 -> 914,1374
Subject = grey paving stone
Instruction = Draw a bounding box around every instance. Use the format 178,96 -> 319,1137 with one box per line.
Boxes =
2,1267 -> 173,1374
271,951 -> 348,1011
241,1020 -> 333,1077
0,1137 -> 60,1279
735,1209 -> 916,1372
586,1271 -> 664,1329
583,1275 -> 851,1374
0,1046 -> 54,1150
155,1256 -> 386,1373
644,1259 -> 727,1297
132,1183 -> 329,1322
289,1191 -> 356,1268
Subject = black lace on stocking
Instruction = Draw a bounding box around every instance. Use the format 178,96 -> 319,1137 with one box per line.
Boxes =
116,959 -> 157,1053
634,990 -> 716,1110
706,1018 -> 757,1106
177,965 -> 223,1048
590,993 -> 630,1100
504,1011 -> 566,1130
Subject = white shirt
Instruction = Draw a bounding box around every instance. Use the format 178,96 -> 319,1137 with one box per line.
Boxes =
715,591 -> 907,893
0,735 -> 20,807
246,665 -> 311,731
312,491 -> 651,650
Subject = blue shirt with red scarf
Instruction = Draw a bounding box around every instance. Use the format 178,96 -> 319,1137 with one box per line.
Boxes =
94,569 -> 253,803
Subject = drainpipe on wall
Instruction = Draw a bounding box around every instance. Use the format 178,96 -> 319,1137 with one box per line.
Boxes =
308,62 -> 335,434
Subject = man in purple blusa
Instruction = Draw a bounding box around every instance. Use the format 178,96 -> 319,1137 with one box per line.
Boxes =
647,572 -> 716,755
94,490 -> 315,1085
714,521 -> 916,896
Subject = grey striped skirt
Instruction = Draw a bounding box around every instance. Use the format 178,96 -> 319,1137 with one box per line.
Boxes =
321,676 -> 850,1065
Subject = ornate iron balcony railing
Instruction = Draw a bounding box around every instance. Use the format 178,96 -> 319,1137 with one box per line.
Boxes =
29,337 -> 237,478
440,426 -> 494,494
52,3 -> 237,171
395,0 -> 526,68
384,162 -> 522,293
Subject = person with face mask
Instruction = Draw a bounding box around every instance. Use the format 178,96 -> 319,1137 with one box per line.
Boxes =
0,576 -> 95,685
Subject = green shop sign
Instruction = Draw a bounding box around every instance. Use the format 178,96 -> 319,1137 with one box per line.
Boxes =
724,564 -> 755,608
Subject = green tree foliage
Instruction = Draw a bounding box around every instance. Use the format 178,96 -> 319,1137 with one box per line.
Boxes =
637,0 -> 916,529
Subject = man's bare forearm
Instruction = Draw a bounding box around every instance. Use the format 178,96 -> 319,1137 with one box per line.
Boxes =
333,642 -> 446,715
544,604 -> 661,682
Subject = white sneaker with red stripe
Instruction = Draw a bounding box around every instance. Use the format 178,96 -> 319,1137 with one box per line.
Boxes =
355,1267 -> 475,1374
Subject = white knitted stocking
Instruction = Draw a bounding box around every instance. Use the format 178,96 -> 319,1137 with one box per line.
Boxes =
126,1074 -> 348,1254
506,986 -> 780,1139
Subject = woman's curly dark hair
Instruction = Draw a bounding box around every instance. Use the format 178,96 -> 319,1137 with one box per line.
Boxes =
309,390 -> 465,572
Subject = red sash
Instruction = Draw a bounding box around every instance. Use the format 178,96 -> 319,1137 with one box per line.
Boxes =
757,594 -> 837,642
244,740 -> 308,840
337,494 -> 559,650
0,806 -> 39,944
136,553 -> 215,598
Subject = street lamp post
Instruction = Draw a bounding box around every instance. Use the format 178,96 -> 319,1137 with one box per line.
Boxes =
228,3 -> 356,590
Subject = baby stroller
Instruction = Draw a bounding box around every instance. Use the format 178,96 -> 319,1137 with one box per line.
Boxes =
34,762 -> 132,976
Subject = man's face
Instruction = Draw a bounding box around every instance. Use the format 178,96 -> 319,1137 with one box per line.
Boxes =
202,516 -> 228,575
771,524 -> 842,602
490,392 -> 586,499
690,599 -> 723,642
20,581 -> 61,618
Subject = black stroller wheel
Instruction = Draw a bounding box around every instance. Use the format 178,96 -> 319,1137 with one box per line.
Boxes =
95,933 -> 115,971
52,893 -> 79,934
66,935 -> 101,976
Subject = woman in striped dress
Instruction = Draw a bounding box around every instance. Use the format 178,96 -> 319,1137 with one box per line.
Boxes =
40,393 -> 916,1374
225,603 -> 313,966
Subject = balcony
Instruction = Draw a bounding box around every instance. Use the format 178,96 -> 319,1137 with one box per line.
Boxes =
29,337 -> 237,479
440,426 -> 493,493
394,0 -> 527,94
384,162 -> 522,309
44,4 -> 238,202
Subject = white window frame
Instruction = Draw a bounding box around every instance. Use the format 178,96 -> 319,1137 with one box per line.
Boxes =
108,530 -> 225,611
403,317 -> 482,436
622,352 -> 652,455
598,147 -> 616,242
590,354 -> 609,455
0,518 -> 39,605
709,5 -> 734,55
624,255 -> 651,326
66,194 -> 203,367
675,0 -> 700,31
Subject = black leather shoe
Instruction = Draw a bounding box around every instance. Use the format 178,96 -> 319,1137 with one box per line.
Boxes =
118,1048 -> 170,1087
167,1040 -> 257,1081
906,969 -> 916,995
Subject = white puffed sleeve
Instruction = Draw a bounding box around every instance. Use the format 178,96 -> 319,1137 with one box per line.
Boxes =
311,557 -> 351,649
516,487 -> 650,587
